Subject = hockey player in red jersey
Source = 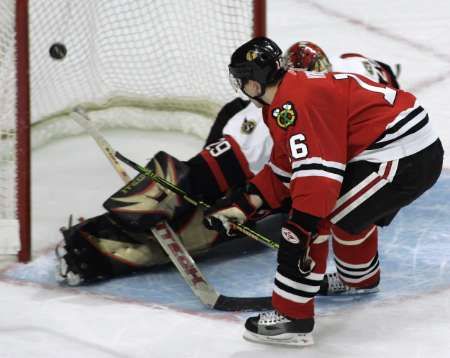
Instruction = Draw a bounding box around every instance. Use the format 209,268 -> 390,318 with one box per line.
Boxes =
204,37 -> 443,346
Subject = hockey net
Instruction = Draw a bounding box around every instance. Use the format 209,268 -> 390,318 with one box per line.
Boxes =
0,0 -> 266,262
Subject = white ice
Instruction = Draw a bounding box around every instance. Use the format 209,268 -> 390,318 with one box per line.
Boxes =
1,0 -> 450,357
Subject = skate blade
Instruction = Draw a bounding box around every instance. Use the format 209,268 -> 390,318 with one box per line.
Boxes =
54,241 -> 68,282
329,286 -> 379,296
243,330 -> 313,347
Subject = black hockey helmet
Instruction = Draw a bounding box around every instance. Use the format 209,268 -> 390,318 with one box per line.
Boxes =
228,37 -> 285,99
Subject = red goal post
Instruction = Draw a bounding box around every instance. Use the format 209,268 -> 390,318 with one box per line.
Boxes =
0,0 -> 266,263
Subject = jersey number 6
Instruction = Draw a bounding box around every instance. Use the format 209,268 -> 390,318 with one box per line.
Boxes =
289,133 -> 308,159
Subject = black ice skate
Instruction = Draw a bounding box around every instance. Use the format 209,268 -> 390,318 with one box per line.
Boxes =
318,272 -> 379,296
243,310 -> 314,346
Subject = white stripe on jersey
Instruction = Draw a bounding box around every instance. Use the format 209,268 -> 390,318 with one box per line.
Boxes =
292,157 -> 346,170
268,162 -> 291,179
269,158 -> 346,185
267,162 -> 291,188
291,169 -> 344,183
352,121 -> 437,163
291,157 -> 346,183
385,104 -> 422,130
377,106 -> 427,143
351,103 -> 438,163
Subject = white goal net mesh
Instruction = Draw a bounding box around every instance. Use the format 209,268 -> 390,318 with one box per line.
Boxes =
0,0 -> 259,257
30,0 -> 255,145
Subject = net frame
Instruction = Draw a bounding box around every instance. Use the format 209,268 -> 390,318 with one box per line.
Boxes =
8,0 -> 266,262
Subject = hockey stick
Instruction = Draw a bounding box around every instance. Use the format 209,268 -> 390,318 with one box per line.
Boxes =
115,151 -> 280,250
71,106 -> 272,311
150,220 -> 271,311
71,107 -> 131,183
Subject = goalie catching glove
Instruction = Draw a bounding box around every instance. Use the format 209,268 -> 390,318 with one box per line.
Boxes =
203,184 -> 264,236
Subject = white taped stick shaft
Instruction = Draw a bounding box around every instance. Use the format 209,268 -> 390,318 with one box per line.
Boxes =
71,106 -> 131,183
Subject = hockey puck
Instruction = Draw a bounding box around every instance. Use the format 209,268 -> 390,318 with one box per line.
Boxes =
49,43 -> 67,60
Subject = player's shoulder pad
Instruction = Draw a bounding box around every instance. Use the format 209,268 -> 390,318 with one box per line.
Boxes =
205,97 -> 251,146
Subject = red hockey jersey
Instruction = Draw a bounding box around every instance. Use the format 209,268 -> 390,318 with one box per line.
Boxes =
251,70 -> 436,219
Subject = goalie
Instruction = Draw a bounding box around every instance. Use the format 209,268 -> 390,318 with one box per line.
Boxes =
57,41 -> 400,291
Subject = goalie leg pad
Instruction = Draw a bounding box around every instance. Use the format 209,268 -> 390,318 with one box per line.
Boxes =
103,151 -> 193,232
56,210 -> 220,285
57,214 -> 168,285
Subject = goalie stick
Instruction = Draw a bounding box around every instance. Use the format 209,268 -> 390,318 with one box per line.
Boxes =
71,106 -> 272,311
71,107 -> 131,183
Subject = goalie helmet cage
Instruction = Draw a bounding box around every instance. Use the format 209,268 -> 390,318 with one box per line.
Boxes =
1,0 -> 266,263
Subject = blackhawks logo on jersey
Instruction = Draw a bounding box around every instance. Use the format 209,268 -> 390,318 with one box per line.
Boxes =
241,118 -> 257,134
272,102 -> 297,129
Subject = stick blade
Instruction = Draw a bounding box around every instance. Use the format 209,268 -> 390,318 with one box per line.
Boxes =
213,295 -> 272,312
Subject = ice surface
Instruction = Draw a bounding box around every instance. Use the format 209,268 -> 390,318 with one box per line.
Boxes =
4,172 -> 450,318
1,0 -> 450,357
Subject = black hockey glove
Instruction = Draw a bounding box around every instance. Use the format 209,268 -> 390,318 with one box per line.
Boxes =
278,210 -> 321,276
203,185 -> 260,237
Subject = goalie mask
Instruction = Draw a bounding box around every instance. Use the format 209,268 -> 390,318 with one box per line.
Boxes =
284,41 -> 332,72
228,36 -> 286,101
